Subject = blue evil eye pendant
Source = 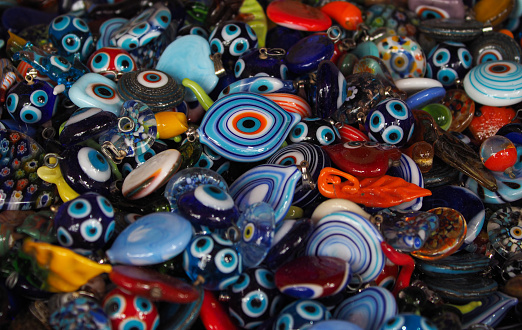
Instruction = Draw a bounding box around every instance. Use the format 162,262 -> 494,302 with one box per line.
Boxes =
99,100 -> 157,164
164,167 -> 229,213
274,299 -> 331,330
53,145 -> 114,195
226,267 -> 283,328
377,209 -> 439,252
87,47 -> 137,79
234,47 -> 288,79
229,164 -> 302,224
5,77 -> 58,126
315,60 -> 347,119
364,98 -> 415,147
426,41 -> 473,88
287,118 -> 341,147
196,92 -> 300,162
177,184 -> 240,229
218,76 -> 297,99
109,2 -> 172,51
469,31 -> 522,66
107,212 -> 192,266
0,128 -> 57,211
117,69 -> 185,112
285,34 -> 335,75
183,232 -> 243,290
54,192 -> 115,256
266,142 -> 331,208
68,73 -> 123,116
236,202 -> 275,269
48,14 -> 94,62
59,107 -> 118,147
209,20 -> 258,71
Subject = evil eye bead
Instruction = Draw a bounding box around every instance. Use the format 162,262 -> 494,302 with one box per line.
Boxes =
511,226 -> 522,239
437,68 -> 458,86
296,300 -> 324,320
386,100 -> 409,120
222,24 -> 241,41
242,291 -> 268,318
119,35 -> 140,50
105,221 -> 115,242
289,122 -> 309,143
134,297 -> 153,314
230,38 -> 249,57
86,83 -> 120,105
316,125 -> 337,145
243,223 -> 256,242
194,185 -> 235,210
50,56 -> 72,72
5,94 -> 18,113
276,314 -> 294,330
90,52 -> 110,71
30,90 -> 48,107
477,49 -> 502,63
67,198 -> 92,218
381,126 -> 404,144
234,59 -> 245,78
256,268 -> 276,289
249,78 -> 283,94
51,15 -> 71,31
72,17 -> 89,32
431,48 -> 450,67
210,39 -> 224,54
62,34 -> 81,53
77,147 -> 111,182
115,54 -> 135,72
369,111 -> 385,132
57,227 -> 74,247
245,25 -> 257,41
458,48 -> 472,69
190,236 -> 214,258
104,295 -> 126,317
137,70 -> 168,88
214,248 -> 239,274
80,219 -> 103,242
120,319 -> 146,330
20,106 -> 42,124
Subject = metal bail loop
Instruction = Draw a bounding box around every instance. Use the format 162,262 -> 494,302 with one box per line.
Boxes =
259,47 -> 286,59
43,153 -> 63,168
327,25 -> 342,43
118,116 -> 135,133
101,141 -> 126,164
186,126 -> 199,143
297,161 -> 316,191
210,53 -> 226,77
225,225 -> 241,243
370,214 -> 383,232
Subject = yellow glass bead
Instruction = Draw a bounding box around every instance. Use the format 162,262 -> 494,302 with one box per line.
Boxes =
155,111 -> 189,139
474,0 -> 513,27
22,239 -> 112,292
37,162 -> 79,202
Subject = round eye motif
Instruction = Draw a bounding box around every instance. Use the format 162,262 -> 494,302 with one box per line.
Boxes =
20,106 -> 42,124
234,59 -> 245,78
229,38 -> 249,56
232,273 -> 250,292
115,54 -> 135,72
390,52 -> 411,73
86,83 -> 120,104
193,185 -> 234,210
458,48 -> 472,69
51,16 -> 71,31
437,68 -> 458,86
210,39 -> 224,54
383,315 -> 405,330
105,221 -> 115,242
221,24 -> 241,41
276,314 -> 294,330
369,111 -> 385,132
190,236 -> 214,258
50,56 -> 72,72
104,294 -> 126,317
432,48 -> 450,67
80,219 -> 103,242
195,154 -> 213,169
289,122 -> 308,143
90,52 -> 110,71
510,226 -> 522,239
191,26 -> 208,38
132,22 -> 150,37
276,151 -> 303,165
72,17 -> 89,32
153,10 -> 171,29
119,36 -> 140,50
5,94 -> 18,113
246,25 -> 257,41
134,297 -> 153,313
120,319 -> 146,330
137,70 -> 168,88
416,6 -> 449,19
255,269 -> 275,289
30,90 -> 48,107
386,100 -> 409,120
344,141 -> 362,149
316,125 -> 337,145
57,227 -> 74,247
296,301 -> 323,320
97,195 -> 114,218
136,148 -> 156,164
62,34 -> 81,53
242,291 -> 268,318
249,78 -> 282,94
243,223 -> 256,242
214,248 -> 239,273
67,198 -> 92,218
77,147 -> 112,182
382,125 -> 404,144
478,49 -> 502,64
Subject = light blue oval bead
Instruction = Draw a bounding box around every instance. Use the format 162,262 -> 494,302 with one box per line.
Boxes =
106,212 -> 192,265
156,35 -> 218,102
351,41 -> 379,59
68,73 -> 123,115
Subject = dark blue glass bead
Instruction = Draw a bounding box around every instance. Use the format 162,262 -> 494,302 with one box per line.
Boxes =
285,34 -> 334,75
266,26 -> 303,52
59,108 -> 118,147
234,48 -> 288,80
287,118 -> 341,147
177,184 -> 239,228
315,60 -> 347,119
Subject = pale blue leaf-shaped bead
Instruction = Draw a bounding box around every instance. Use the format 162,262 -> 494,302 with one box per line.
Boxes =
68,73 -> 123,115
106,212 -> 192,265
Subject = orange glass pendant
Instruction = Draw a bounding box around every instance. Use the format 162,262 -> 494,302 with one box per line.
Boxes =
320,1 -> 363,31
